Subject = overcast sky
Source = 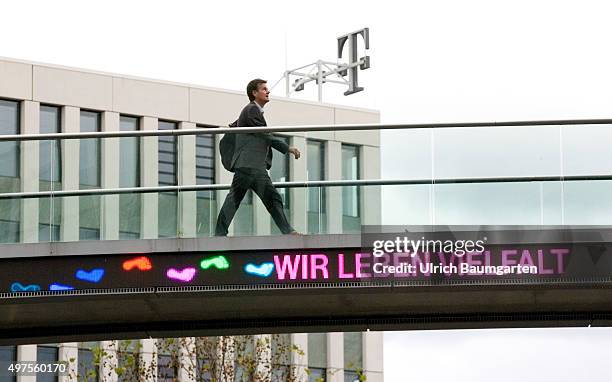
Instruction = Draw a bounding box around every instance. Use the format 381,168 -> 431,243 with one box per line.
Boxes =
2,1 -> 612,381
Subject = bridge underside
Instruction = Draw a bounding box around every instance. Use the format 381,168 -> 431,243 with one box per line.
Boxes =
1,231 -> 612,345
3,284 -> 612,345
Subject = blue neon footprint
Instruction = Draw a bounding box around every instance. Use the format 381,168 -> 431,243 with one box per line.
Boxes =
76,268 -> 105,283
244,262 -> 275,277
11,282 -> 41,292
49,283 -> 75,291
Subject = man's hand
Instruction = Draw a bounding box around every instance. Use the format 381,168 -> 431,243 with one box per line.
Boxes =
288,147 -> 301,159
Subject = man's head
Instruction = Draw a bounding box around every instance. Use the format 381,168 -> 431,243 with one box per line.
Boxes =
247,78 -> 269,105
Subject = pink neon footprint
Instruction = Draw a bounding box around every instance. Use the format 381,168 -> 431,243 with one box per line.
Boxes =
166,267 -> 197,282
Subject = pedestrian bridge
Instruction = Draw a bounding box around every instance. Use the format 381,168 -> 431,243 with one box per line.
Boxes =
2,228 -> 612,345
2,118 -> 612,344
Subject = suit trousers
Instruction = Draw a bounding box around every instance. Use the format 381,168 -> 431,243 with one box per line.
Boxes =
215,168 -> 294,236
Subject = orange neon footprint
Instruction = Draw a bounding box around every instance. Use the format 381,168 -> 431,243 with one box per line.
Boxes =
122,256 -> 153,271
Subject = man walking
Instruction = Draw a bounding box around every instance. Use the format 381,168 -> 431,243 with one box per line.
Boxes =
215,78 -> 301,236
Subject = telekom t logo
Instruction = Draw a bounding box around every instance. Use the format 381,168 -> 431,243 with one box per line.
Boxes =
337,28 -> 370,95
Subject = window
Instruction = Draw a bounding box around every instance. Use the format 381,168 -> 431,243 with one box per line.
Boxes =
78,342 -> 98,381
37,345 -> 59,382
39,105 -> 62,242
307,140 -> 326,234
158,121 -> 178,238
79,111 -> 101,187
119,116 -> 141,239
0,99 -> 20,244
270,135 -> 291,234
271,334 -> 291,382
195,337 -> 218,382
79,110 -> 101,240
117,340 -> 140,380
157,338 -> 179,382
196,125 -> 216,237
343,333 -> 363,381
341,144 -> 360,233
0,100 -> 20,178
308,333 -> 327,382
0,346 -> 17,382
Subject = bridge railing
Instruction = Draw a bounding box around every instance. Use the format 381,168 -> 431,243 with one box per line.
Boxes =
0,119 -> 611,244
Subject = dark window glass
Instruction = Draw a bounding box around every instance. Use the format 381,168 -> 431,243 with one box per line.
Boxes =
120,116 -> 140,188
270,135 -> 291,234
37,346 -> 58,382
195,337 -> 218,382
308,368 -> 326,382
307,140 -> 326,234
344,371 -> 360,382
79,111 -> 101,240
158,121 -> 177,186
0,346 -> 16,382
79,111 -> 100,187
0,100 -> 20,243
158,121 -> 178,238
196,125 -> 216,237
0,100 -> 19,178
157,354 -> 176,382
78,348 -> 98,381
119,116 -> 141,240
341,144 -> 360,233
39,105 -> 62,183
157,339 -> 179,382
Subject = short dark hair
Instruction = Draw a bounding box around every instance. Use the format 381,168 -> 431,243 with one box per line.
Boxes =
247,78 -> 267,101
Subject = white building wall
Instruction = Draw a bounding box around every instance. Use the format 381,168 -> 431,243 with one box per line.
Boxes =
0,56 -> 382,381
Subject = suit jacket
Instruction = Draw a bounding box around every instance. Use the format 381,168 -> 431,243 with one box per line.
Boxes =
230,102 -> 289,170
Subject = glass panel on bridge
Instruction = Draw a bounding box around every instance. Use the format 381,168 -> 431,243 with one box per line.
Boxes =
342,144 -> 360,233
196,125 -> 216,237
271,135 -> 291,235
307,139 -> 326,234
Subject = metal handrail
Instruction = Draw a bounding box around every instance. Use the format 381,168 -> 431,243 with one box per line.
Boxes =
1,175 -> 611,200
0,118 -> 611,141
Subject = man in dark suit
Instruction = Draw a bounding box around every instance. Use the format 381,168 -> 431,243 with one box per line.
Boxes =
215,78 -> 301,236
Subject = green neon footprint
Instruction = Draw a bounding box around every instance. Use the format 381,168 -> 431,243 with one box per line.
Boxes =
200,255 -> 230,270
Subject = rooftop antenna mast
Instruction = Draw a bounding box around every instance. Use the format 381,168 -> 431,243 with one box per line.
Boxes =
273,28 -> 371,103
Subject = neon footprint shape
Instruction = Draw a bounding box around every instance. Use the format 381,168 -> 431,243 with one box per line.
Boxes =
11,282 -> 41,292
123,256 -> 152,271
76,268 -> 105,283
244,262 -> 275,277
200,255 -> 230,270
166,267 -> 197,282
49,283 -> 74,291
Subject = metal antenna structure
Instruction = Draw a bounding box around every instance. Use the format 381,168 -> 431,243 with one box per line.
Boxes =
273,28 -> 371,103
